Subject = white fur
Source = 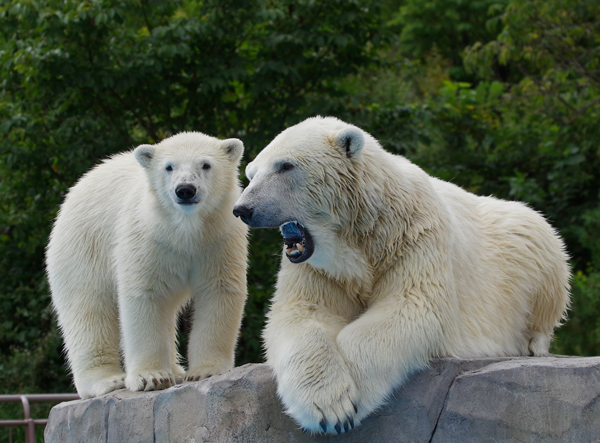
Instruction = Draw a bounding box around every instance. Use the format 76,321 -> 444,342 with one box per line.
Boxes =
46,132 -> 248,399
242,117 -> 571,434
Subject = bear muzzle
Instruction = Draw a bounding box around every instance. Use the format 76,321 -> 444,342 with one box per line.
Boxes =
232,204 -> 254,225
175,184 -> 199,205
232,205 -> 315,263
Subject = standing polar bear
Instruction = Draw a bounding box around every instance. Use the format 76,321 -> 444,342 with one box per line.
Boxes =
233,117 -> 570,434
47,132 -> 248,399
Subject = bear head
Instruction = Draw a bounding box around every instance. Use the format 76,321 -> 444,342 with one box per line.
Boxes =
234,117 -> 383,270
134,132 -> 244,215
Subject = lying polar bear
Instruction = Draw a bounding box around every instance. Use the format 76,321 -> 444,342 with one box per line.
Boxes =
233,116 -> 570,434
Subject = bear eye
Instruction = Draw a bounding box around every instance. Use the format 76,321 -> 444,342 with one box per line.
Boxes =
165,165 -> 173,172
202,163 -> 211,170
280,163 -> 294,172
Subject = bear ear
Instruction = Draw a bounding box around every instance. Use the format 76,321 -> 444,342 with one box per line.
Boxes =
134,144 -> 155,168
334,127 -> 364,159
221,138 -> 244,162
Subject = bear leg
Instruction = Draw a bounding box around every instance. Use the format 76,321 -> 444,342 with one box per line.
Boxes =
184,288 -> 245,382
264,305 -> 360,435
55,288 -> 125,399
119,295 -> 180,392
527,331 -> 551,356
336,294 -> 443,422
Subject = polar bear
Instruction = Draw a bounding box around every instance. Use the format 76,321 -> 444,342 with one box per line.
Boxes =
46,132 -> 248,399
233,116 -> 570,434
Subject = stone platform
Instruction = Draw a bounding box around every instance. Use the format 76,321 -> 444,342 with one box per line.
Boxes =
45,356 -> 600,442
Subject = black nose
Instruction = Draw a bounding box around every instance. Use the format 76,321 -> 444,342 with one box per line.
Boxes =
176,184 -> 197,201
233,204 -> 253,225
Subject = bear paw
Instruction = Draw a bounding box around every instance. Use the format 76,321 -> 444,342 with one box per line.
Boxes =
172,364 -> 186,382
125,370 -> 175,392
528,331 -> 550,356
282,371 -> 360,435
184,363 -> 230,382
78,373 -> 126,399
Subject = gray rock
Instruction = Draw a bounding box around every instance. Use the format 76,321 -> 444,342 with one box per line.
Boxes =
45,357 -> 600,443
432,357 -> 600,443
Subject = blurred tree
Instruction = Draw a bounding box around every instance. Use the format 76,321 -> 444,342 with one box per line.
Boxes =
390,0 -> 509,81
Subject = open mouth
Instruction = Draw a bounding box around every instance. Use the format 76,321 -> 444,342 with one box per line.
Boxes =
280,221 -> 314,263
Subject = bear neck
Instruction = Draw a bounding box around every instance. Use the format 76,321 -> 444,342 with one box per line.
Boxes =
339,152 -> 443,276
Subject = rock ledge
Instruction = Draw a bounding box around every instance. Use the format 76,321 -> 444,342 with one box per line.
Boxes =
45,356 -> 600,443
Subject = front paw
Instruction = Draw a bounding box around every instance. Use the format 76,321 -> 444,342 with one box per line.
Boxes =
125,370 -> 175,392
184,363 -> 231,382
172,363 -> 186,382
77,371 -> 126,399
279,369 -> 360,435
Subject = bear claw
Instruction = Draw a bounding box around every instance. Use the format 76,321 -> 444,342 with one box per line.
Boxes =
348,414 -> 354,429
126,371 -> 175,392
334,421 -> 342,434
319,419 -> 327,433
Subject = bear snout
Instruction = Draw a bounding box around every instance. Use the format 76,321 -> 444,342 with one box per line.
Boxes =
175,184 -> 197,203
233,204 -> 254,225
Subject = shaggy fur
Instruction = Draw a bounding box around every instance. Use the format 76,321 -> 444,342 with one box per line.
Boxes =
234,116 -> 570,434
46,132 -> 248,399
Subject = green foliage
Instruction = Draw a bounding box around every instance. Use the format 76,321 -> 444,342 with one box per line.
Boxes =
465,0 -> 600,79
0,326 -> 71,393
553,269 -> 600,355
0,328 -> 71,442
391,0 -> 508,80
